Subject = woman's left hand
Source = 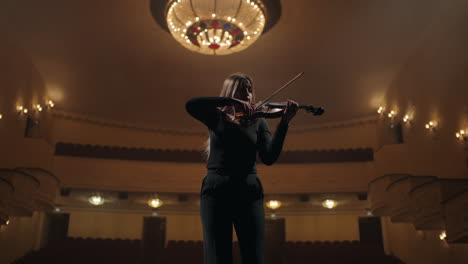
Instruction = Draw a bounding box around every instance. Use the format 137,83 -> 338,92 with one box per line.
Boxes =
280,99 -> 299,125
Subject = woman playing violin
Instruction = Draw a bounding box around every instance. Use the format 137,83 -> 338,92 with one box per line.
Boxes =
185,72 -> 298,264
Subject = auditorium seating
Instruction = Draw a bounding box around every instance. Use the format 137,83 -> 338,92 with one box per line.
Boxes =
11,238 -> 405,264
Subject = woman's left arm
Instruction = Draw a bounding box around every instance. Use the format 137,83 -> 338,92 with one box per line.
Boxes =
257,100 -> 298,165
257,118 -> 289,165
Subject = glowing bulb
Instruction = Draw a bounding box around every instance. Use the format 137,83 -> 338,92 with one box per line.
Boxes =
23,108 -> 28,114
88,195 -> 104,206
6,220 -> 9,225
425,124 -> 430,129
439,231 -> 446,240
266,200 -> 282,210
195,17 -> 200,21
403,115 -> 410,122
0,114 -> 2,119
148,198 -> 163,208
232,18 -> 236,22
212,13 -> 216,18
322,199 -> 337,209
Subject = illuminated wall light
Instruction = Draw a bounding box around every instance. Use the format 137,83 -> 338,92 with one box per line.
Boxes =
425,121 -> 438,131
47,100 -> 55,108
88,195 -> 105,206
439,231 -> 447,240
403,114 -> 411,123
322,199 -> 337,209
0,114 -> 2,119
34,104 -> 43,112
266,200 -> 282,210
455,129 -> 467,141
387,110 -> 396,118
148,198 -> 163,208
377,106 -> 385,114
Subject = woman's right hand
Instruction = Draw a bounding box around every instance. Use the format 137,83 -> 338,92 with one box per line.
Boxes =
231,98 -> 256,116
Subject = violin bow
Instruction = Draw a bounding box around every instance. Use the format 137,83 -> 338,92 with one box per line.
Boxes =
255,71 -> 304,110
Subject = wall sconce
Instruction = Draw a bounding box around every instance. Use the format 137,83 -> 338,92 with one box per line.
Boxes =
266,200 -> 282,210
377,106 -> 385,115
403,114 -> 412,124
387,110 -> 396,118
17,106 -> 28,114
266,199 -> 282,218
46,100 -> 55,108
88,194 -> 105,206
322,199 -> 338,209
455,129 -> 466,141
33,104 -> 43,112
0,114 -> 2,120
439,231 -> 446,240
148,198 -> 163,209
425,121 -> 438,132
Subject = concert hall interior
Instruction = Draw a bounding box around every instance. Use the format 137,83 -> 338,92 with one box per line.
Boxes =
0,0 -> 467,264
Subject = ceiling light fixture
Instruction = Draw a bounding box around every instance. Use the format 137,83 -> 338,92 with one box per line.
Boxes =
151,0 -> 281,55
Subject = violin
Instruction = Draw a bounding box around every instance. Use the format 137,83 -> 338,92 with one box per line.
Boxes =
231,72 -> 325,126
233,102 -> 324,126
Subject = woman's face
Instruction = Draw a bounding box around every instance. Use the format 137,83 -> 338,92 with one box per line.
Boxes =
233,79 -> 253,103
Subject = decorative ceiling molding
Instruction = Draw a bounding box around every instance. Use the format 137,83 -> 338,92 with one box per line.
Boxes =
55,142 -> 373,163
53,109 -> 377,136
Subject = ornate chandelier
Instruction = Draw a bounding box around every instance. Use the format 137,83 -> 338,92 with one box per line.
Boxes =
151,0 -> 281,55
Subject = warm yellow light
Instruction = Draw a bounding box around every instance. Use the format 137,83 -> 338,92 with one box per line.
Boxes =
48,100 -> 55,108
377,106 -> 384,114
6,220 -> 9,225
0,114 -> 2,119
148,198 -> 163,208
88,195 -> 104,206
166,0 -> 266,55
266,200 -> 282,210
322,199 -> 337,209
456,129 -> 467,140
403,115 -> 410,122
23,108 -> 28,114
439,231 -> 446,240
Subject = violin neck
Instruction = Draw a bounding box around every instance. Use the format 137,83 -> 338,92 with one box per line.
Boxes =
264,103 -> 309,109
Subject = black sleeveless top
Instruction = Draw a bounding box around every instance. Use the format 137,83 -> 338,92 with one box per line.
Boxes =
185,97 -> 289,173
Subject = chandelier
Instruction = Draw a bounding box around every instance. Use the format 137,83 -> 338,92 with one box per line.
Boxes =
151,0 -> 281,55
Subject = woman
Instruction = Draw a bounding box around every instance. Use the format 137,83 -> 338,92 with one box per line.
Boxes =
185,72 -> 298,264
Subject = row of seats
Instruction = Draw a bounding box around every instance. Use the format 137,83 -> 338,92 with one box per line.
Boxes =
12,238 -> 404,264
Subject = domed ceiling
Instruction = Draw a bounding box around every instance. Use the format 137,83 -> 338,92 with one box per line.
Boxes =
0,0 -> 446,132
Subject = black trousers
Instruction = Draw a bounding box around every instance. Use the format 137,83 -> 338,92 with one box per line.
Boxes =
200,169 -> 265,264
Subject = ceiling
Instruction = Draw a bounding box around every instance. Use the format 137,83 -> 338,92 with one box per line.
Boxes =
0,0 -> 447,131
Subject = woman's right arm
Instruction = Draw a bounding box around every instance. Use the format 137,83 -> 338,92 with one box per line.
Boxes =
185,97 -> 236,127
